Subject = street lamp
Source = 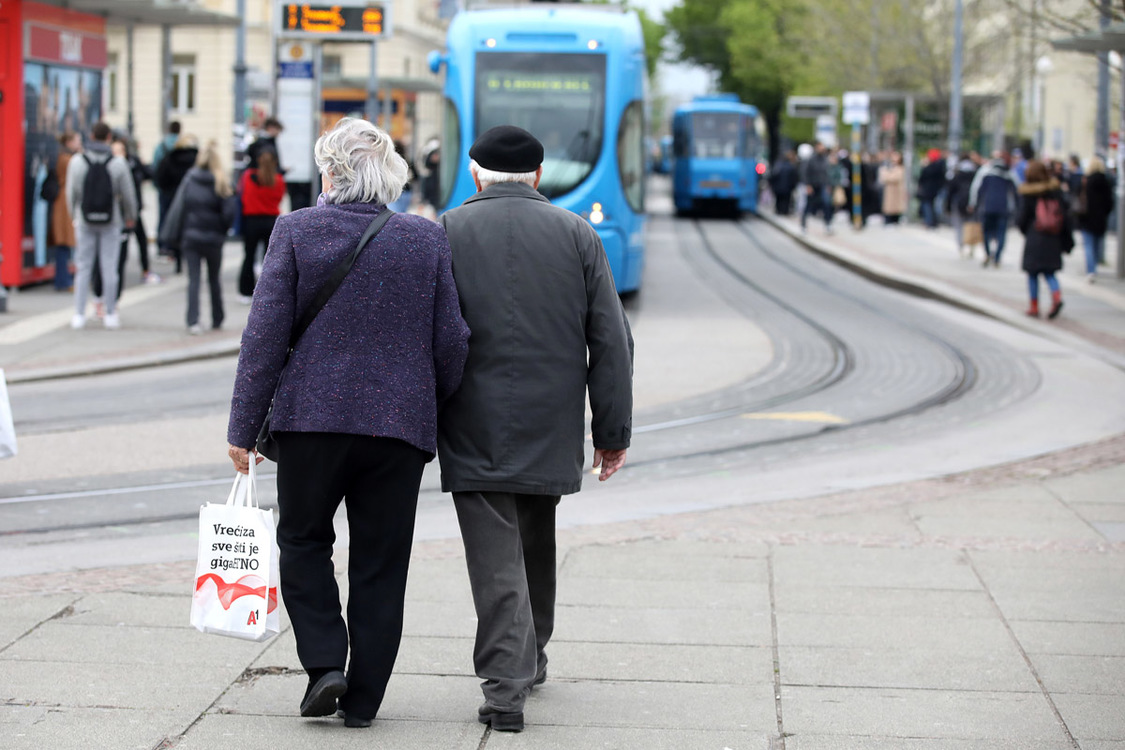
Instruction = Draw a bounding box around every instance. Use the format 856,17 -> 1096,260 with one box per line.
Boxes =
1035,55 -> 1053,157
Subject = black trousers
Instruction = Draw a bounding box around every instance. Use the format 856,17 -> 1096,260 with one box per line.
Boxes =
453,491 -> 559,712
239,214 -> 277,297
275,432 -> 428,720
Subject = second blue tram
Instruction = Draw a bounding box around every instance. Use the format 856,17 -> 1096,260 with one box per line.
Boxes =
429,6 -> 647,294
671,95 -> 767,216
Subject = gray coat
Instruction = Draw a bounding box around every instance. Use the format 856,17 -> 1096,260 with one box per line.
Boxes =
438,182 -> 633,496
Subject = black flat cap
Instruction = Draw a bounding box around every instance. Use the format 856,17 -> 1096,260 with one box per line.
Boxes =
469,125 -> 544,173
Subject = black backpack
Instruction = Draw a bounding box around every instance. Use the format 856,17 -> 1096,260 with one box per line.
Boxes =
80,154 -> 115,224
40,168 -> 60,204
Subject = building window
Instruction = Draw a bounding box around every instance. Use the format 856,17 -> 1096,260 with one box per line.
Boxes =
322,54 -> 342,77
171,54 -> 196,113
105,52 -> 118,112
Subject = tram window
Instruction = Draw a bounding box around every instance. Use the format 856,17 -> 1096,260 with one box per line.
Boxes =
617,100 -> 644,212
475,52 -> 605,199
439,97 -> 461,210
690,112 -> 740,159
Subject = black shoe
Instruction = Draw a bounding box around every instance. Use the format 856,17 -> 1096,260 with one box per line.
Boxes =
478,704 -> 525,732
300,670 -> 347,717
532,666 -> 547,688
335,710 -> 372,728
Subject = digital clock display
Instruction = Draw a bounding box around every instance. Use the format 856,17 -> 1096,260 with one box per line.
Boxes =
281,4 -> 386,37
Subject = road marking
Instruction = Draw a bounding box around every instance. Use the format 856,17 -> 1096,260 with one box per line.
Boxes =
741,411 -> 849,424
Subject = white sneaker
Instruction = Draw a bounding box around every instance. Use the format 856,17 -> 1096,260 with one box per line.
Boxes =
238,295 -> 253,305
143,271 -> 163,285
1087,273 -> 1097,284
188,324 -> 203,336
70,314 -> 86,329
104,312 -> 121,329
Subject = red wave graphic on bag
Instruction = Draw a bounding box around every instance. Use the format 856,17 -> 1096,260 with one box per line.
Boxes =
195,574 -> 278,613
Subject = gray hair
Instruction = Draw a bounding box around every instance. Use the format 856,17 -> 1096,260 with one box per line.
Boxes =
470,159 -> 538,189
314,118 -> 407,205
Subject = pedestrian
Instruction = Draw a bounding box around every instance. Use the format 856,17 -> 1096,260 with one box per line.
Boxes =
1010,147 -> 1028,184
437,125 -> 634,734
878,151 -> 908,225
968,151 -> 1019,267
93,136 -> 159,301
1064,154 -> 1084,204
155,133 -> 200,273
237,149 -> 286,302
388,140 -> 417,213
860,151 -> 881,227
945,153 -> 981,258
159,141 -> 238,334
1017,159 -> 1074,319
768,151 -> 798,216
225,117 -> 469,728
1075,156 -> 1113,282
247,116 -> 283,170
916,148 -> 947,229
47,131 -> 81,292
152,121 -> 181,258
421,137 -> 441,215
799,142 -> 831,233
66,120 -> 138,330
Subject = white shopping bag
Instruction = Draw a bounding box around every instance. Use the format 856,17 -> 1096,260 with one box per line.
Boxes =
0,369 -> 16,459
190,456 -> 280,641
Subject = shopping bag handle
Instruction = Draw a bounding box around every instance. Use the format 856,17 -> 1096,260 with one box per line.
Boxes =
224,453 -> 259,509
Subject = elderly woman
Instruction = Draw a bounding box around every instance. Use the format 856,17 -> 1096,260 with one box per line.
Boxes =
226,118 -> 470,728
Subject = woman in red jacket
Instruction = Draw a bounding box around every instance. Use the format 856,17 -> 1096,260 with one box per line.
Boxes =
238,150 -> 286,301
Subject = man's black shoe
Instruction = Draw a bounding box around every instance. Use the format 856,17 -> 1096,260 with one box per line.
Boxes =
300,670 -> 347,717
478,704 -> 525,732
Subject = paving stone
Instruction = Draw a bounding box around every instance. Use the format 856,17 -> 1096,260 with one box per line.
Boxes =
779,645 -> 1039,692
60,591 -> 203,628
393,636 -> 473,677
1045,465 -> 1125,504
0,705 -> 191,750
1092,522 -> 1125,542
562,546 -> 769,582
787,737 -> 1070,750
780,686 -> 1069,740
556,576 -> 771,611
553,603 -> 773,646
404,558 -> 474,605
1054,693 -> 1125,740
774,586 -> 994,618
776,613 -> 1013,652
172,712 -> 481,749
908,486 -> 1072,518
990,588 -> 1125,623
600,539 -> 771,558
1011,621 -> 1125,657
1069,503 -> 1125,522
402,600 -> 479,639
0,594 -> 76,649
912,515 -> 1104,541
782,508 -> 921,537
969,550 -> 1125,572
546,641 -> 773,684
1032,654 -> 1125,695
772,546 -> 981,590
485,725 -> 774,749
0,622 -> 273,666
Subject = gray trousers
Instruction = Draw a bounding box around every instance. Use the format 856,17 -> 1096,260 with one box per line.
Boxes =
453,491 -> 559,712
73,223 -> 121,316
183,242 -> 224,329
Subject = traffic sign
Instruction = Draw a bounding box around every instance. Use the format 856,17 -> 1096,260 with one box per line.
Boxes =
787,96 -> 838,119
842,91 -> 870,125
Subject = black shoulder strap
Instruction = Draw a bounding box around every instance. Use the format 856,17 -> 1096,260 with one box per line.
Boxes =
288,208 -> 395,349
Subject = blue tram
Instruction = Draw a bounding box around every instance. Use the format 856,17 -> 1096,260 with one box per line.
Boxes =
671,94 -> 767,216
428,6 -> 647,293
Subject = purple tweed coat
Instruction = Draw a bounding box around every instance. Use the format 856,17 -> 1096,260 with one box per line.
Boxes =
227,202 -> 470,457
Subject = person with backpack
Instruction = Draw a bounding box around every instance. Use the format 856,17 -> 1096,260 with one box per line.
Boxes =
47,131 -> 82,291
159,141 -> 239,335
1016,159 -> 1075,319
237,149 -> 286,301
65,121 -> 138,330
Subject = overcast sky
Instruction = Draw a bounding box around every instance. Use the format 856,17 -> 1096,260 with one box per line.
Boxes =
631,0 -> 714,108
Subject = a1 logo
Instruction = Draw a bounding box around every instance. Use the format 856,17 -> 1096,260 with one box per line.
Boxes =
247,610 -> 259,625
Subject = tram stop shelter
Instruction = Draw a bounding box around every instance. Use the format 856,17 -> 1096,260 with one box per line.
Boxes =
1052,23 -> 1125,281
0,0 -> 238,310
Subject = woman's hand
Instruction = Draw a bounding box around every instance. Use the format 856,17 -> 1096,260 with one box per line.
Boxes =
228,444 -> 264,475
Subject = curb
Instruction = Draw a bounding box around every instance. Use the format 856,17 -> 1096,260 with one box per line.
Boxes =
4,339 -> 242,385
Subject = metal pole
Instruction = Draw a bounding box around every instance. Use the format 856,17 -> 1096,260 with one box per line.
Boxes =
382,83 -> 393,135
312,42 -> 323,208
904,94 -> 915,218
1096,0 -> 1110,155
160,25 -> 172,136
1117,63 -> 1124,280
234,0 -> 248,128
367,41 -> 379,123
851,124 -> 862,228
948,0 -> 963,158
126,24 -> 135,134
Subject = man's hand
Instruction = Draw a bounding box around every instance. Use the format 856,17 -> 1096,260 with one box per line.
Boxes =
228,443 -> 264,475
593,448 -> 627,482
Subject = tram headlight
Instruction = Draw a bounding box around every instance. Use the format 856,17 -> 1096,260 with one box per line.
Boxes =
589,202 -> 605,224
587,40 -> 600,50
485,38 -> 497,48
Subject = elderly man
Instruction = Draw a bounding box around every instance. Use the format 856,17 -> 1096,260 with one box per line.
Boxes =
437,125 -> 633,733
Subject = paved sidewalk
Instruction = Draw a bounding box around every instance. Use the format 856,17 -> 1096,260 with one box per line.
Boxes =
2,216 -> 1124,748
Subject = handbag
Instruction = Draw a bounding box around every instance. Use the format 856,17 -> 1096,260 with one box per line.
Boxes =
0,369 -> 16,459
190,455 -> 281,641
962,220 -> 983,246
255,209 -> 395,461
832,185 -> 848,208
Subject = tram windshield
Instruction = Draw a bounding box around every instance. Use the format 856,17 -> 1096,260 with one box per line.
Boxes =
690,112 -> 742,159
475,52 -> 606,198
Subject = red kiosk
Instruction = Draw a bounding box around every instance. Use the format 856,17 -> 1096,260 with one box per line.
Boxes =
0,0 -> 107,292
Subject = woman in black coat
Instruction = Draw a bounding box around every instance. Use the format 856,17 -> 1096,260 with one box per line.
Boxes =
1076,156 -> 1114,281
159,141 -> 238,333
1017,160 -> 1075,319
